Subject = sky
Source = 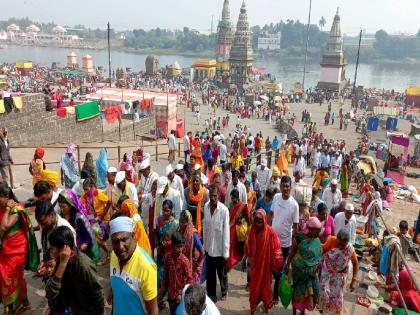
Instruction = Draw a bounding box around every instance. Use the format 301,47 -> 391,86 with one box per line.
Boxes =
2,0 -> 419,35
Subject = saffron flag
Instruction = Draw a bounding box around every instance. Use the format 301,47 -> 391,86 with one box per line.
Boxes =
75,101 -> 100,122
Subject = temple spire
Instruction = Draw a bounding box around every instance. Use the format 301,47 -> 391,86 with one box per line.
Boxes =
326,8 -> 343,53
221,0 -> 230,22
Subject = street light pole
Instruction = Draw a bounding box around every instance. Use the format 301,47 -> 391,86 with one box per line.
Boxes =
302,0 -> 312,95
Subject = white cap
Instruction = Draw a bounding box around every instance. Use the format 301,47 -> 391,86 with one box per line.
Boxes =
261,159 -> 267,166
176,163 -> 184,170
201,173 -> 208,185
139,158 -> 150,170
157,176 -> 168,194
166,164 -> 174,176
107,166 -> 118,173
142,153 -> 150,161
194,163 -> 201,171
115,171 -> 126,184
331,179 -> 338,185
345,203 -> 355,212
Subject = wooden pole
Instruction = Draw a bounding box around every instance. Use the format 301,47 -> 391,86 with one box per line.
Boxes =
178,142 -> 181,157
107,22 -> 112,87
155,143 -> 158,161
77,145 -> 81,172
117,145 -> 121,164
8,165 -> 14,189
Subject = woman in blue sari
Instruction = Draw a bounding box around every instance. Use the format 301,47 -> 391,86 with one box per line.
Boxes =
60,144 -> 80,188
96,148 -> 109,189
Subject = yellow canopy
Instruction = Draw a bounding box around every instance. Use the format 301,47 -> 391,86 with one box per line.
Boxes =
406,86 -> 420,96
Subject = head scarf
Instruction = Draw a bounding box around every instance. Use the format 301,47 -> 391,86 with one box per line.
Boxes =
120,153 -> 135,183
180,210 -> 193,224
247,209 -> 267,257
96,148 -> 109,189
322,177 -> 330,188
35,147 -> 45,159
66,143 -> 78,169
82,152 -> 95,177
120,198 -> 138,218
40,169 -> 59,187
59,189 -> 89,218
272,166 -> 280,177
304,216 -> 322,234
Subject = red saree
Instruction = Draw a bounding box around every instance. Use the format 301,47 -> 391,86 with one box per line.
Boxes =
0,207 -> 28,314
227,201 -> 248,271
246,210 -> 283,312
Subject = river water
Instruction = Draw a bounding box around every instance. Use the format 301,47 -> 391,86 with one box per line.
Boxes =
2,45 -> 420,92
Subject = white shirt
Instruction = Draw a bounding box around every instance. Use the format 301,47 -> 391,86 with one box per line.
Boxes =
322,188 -> 343,211
271,193 -> 299,247
138,171 -> 159,195
51,188 -> 63,212
219,143 -> 227,162
203,201 -> 230,258
312,151 -> 321,168
168,134 -> 176,150
183,135 -> 190,151
334,212 -> 357,244
293,157 -> 306,175
117,181 -> 139,207
256,165 -> 270,192
225,181 -> 247,207
170,174 -> 184,202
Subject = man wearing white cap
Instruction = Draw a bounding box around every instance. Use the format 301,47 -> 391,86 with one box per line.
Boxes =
155,176 -> 183,219
138,158 -> 159,197
330,151 -> 342,180
322,179 -> 342,212
166,164 -> 184,202
104,166 -> 119,217
256,159 -> 270,195
115,171 -> 139,207
109,216 -> 158,315
293,150 -> 306,177
334,203 -> 357,244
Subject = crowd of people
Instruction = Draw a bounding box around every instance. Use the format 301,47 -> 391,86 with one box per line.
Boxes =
0,62 -> 419,315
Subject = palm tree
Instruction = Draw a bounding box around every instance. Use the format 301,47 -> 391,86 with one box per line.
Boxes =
319,16 -> 326,31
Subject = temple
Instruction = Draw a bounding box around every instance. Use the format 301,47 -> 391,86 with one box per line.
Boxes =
229,1 -> 254,90
317,8 -> 348,92
216,0 -> 233,76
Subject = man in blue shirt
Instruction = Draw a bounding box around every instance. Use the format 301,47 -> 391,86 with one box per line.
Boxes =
255,188 -> 275,218
272,136 -> 280,151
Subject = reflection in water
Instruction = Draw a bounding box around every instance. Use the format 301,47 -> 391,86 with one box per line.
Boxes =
2,46 -> 420,92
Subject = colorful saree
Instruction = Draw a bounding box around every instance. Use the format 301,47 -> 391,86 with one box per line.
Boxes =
180,210 -> 203,283
320,244 -> 354,315
120,199 -> 152,257
59,190 -> 101,264
340,164 -> 351,198
292,232 -> 322,312
0,205 -> 39,314
246,210 -> 283,313
156,216 -> 179,286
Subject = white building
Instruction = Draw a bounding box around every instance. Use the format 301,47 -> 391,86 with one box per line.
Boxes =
258,33 -> 281,50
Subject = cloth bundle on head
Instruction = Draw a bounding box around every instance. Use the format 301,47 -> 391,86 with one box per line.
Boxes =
35,147 -> 45,159
304,216 -> 322,234
272,166 -> 281,177
40,169 -> 59,187
157,176 -> 169,194
110,216 -> 135,235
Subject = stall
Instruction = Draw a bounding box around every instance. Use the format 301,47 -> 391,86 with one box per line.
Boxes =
86,87 -> 178,137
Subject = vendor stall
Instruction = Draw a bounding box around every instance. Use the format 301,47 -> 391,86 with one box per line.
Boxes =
86,87 -> 178,137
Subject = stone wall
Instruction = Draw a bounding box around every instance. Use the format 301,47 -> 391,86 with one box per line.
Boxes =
275,118 -> 299,139
0,94 -> 155,145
